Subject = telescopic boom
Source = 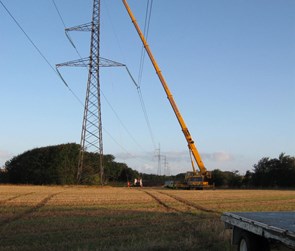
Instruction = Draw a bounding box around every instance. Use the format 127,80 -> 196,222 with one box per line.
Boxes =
122,0 -> 210,178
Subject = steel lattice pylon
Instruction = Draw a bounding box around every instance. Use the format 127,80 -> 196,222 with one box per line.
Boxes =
56,0 -> 125,184
78,0 -> 103,184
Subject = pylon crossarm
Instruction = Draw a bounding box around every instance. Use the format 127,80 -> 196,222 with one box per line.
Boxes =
56,57 -> 125,69
66,22 -> 92,32
56,58 -> 90,68
99,57 -> 125,67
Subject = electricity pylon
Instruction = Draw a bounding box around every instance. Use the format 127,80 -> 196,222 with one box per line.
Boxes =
56,0 -> 124,184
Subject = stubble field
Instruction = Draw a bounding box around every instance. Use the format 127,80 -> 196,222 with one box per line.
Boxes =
0,185 -> 295,251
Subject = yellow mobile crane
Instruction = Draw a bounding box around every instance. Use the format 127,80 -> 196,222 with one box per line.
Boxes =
123,0 -> 212,189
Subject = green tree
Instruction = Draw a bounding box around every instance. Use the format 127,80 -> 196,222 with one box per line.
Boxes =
5,143 -> 79,185
0,168 -> 9,183
242,170 -> 253,188
252,153 -> 295,188
211,169 -> 226,187
226,170 -> 242,188
4,143 -> 142,186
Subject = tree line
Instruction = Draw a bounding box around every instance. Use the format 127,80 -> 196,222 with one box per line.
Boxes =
0,143 -> 294,188
211,153 -> 295,188
0,143 -> 139,185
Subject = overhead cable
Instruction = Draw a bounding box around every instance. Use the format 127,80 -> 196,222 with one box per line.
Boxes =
137,88 -> 156,149
138,0 -> 154,86
95,0 -> 157,150
134,0 -> 157,149
0,1 -> 54,74
104,0 -> 127,62
101,90 -> 146,152
51,0 -> 147,152
124,66 -> 156,149
0,0 -> 83,105
1,0 -> 151,161
51,0 -> 85,61
51,0 -> 67,28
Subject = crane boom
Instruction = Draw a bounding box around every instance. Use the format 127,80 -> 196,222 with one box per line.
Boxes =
122,0 -> 210,177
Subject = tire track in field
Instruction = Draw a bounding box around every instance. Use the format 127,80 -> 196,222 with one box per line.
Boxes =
158,191 -> 221,215
0,192 -> 61,228
0,192 -> 35,204
142,190 -> 181,213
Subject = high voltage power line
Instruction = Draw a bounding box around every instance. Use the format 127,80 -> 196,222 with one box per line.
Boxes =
51,0 -> 151,153
102,0 -> 157,150
0,0 -> 83,106
52,0 -> 157,151
138,0 -> 154,86
137,0 -> 157,149
1,0 -> 158,165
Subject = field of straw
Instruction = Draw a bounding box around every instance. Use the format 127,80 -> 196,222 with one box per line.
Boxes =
0,185 -> 294,250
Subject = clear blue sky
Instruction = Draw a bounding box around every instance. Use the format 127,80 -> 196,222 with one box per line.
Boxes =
0,0 -> 294,175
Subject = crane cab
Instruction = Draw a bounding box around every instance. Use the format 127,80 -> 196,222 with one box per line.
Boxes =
184,172 -> 208,190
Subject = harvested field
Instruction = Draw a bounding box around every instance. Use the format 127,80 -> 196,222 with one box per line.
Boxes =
0,185 -> 294,250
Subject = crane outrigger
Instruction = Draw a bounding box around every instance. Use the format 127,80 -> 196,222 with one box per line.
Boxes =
122,0 -> 212,189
